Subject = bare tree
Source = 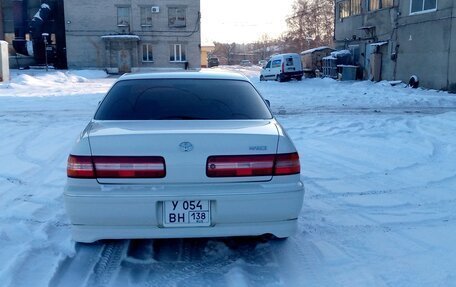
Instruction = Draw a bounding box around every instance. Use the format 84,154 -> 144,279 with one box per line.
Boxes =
285,0 -> 334,52
213,42 -> 237,65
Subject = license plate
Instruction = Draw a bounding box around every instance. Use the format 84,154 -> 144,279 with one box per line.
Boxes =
163,200 -> 211,227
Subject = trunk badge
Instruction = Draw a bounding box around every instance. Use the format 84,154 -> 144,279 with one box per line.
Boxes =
179,142 -> 194,152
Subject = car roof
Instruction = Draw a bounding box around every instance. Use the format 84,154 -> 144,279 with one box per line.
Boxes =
118,71 -> 249,82
272,53 -> 300,58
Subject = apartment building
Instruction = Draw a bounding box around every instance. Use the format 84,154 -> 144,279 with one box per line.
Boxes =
65,0 -> 201,72
1,0 -> 202,72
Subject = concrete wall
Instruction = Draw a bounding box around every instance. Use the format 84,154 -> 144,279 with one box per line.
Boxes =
64,0 -> 201,70
0,40 -> 9,82
200,45 -> 214,68
395,0 -> 454,91
335,0 -> 398,80
334,0 -> 455,91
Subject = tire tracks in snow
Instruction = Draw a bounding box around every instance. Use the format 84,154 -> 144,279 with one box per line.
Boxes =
87,241 -> 129,287
292,113 -> 456,285
0,110 -> 87,287
53,238 -> 285,287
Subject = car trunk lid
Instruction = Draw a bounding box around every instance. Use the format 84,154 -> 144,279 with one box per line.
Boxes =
88,120 -> 279,184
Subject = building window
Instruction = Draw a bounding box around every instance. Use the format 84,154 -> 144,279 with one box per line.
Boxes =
382,0 -> 394,8
339,0 -> 361,19
170,44 -> 186,62
339,1 -> 351,19
168,7 -> 186,28
140,7 -> 153,27
117,7 -> 130,27
351,0 -> 361,15
368,0 -> 393,11
411,0 -> 437,14
142,44 -> 154,62
369,0 -> 380,11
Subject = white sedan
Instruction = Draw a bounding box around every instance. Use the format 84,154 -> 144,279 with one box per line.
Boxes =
64,71 -> 304,243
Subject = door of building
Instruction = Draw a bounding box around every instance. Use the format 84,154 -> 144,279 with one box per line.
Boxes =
118,50 -> 131,74
365,44 -> 375,80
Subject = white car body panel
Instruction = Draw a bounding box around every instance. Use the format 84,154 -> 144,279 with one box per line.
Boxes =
87,120 -> 281,184
64,71 -> 305,243
65,177 -> 303,243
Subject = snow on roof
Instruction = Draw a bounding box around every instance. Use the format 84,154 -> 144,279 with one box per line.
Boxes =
358,26 -> 375,30
300,46 -> 335,55
330,50 -> 351,57
101,35 -> 141,41
370,41 -> 388,47
337,65 -> 358,68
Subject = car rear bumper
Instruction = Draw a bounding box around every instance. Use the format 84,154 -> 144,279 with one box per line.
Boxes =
69,220 -> 299,243
282,71 -> 304,78
64,178 -> 304,243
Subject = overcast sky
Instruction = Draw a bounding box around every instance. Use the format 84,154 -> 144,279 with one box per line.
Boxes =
200,0 -> 295,44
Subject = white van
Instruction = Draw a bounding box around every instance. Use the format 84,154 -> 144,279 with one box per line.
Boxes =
260,53 -> 304,82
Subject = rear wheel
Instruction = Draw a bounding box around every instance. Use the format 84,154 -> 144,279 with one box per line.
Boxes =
296,76 -> 303,81
278,74 -> 285,82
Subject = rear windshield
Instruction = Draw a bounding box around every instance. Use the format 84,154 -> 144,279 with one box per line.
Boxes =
286,57 -> 294,66
94,79 -> 272,120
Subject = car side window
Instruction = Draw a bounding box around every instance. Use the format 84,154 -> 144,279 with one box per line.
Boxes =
265,61 -> 271,69
271,60 -> 281,68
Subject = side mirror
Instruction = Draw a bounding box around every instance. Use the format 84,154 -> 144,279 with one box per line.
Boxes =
265,100 -> 270,107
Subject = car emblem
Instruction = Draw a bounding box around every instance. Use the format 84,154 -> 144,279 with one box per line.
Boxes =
179,142 -> 194,152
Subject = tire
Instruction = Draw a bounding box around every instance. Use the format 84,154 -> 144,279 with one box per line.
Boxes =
278,74 -> 285,82
296,76 -> 303,81
409,75 -> 419,88
260,75 -> 265,81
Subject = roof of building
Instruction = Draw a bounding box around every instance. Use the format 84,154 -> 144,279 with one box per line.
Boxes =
301,46 -> 335,55
118,71 -> 249,82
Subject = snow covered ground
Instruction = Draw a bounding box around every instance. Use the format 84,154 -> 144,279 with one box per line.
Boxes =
1,67 -> 456,287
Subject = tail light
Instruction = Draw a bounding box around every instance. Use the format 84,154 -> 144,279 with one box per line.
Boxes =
67,155 -> 165,178
207,155 -> 275,177
92,156 -> 165,178
67,155 -> 95,178
274,153 -> 301,175
282,62 -> 285,73
207,152 -> 300,177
